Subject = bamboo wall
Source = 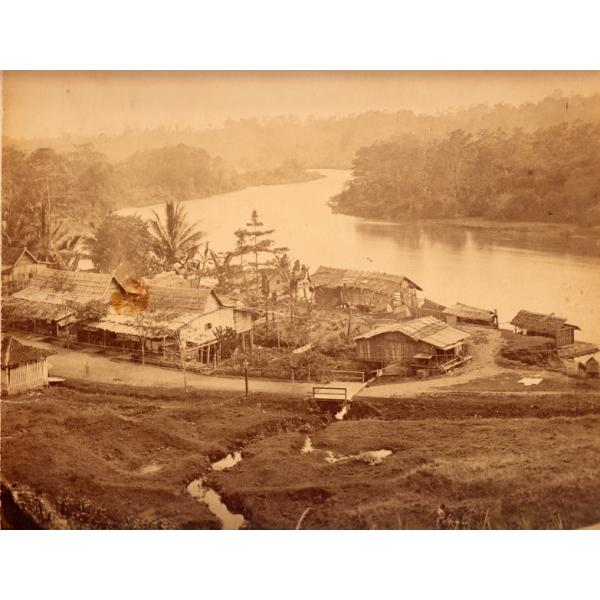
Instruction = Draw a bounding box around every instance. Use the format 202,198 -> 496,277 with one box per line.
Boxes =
1,360 -> 48,395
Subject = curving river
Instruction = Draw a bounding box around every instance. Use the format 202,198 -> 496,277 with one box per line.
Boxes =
119,169 -> 600,345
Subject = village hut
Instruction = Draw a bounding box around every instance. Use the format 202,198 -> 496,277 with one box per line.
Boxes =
413,297 -> 447,320
510,310 -> 580,348
1,336 -> 51,394
2,270 -> 127,338
84,285 -> 252,365
1,247 -> 47,294
443,302 -> 498,327
574,355 -> 599,378
311,266 -> 422,312
354,316 -> 471,376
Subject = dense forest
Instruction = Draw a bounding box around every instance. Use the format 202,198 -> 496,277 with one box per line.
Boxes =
8,93 -> 600,169
331,121 -> 600,225
0,143 -> 320,246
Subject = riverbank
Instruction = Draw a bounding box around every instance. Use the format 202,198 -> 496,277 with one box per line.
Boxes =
3,379 -> 599,529
337,213 -> 600,257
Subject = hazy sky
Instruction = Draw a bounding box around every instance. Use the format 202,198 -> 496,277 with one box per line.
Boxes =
3,71 -> 600,139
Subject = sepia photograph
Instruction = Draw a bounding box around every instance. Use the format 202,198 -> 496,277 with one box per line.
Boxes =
2,69 -> 599,533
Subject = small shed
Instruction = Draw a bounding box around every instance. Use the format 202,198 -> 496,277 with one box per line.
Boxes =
354,316 -> 471,374
311,266 -> 422,311
1,336 -> 51,394
443,302 -> 498,327
510,310 -> 580,348
575,355 -> 599,378
1,247 -> 47,294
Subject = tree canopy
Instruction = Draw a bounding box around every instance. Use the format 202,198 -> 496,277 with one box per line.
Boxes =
332,122 -> 600,225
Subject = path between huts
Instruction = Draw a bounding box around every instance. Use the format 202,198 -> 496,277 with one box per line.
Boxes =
8,333 -> 365,398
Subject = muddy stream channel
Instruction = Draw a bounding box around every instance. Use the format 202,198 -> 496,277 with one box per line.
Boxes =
186,452 -> 245,530
187,407 -> 392,529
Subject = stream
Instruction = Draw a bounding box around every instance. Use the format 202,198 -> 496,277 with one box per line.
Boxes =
186,452 -> 245,530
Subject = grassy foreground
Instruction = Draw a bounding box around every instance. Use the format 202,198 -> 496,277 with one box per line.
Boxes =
2,380 -> 599,529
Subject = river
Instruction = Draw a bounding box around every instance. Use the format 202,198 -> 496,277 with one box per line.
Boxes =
118,169 -> 600,345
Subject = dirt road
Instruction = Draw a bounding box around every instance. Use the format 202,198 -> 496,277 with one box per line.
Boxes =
10,332 -> 366,399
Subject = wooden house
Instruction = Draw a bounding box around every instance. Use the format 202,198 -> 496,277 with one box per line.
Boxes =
2,270 -> 127,338
1,336 -> 51,395
84,285 -> 252,365
1,248 -> 47,294
354,316 -> 471,375
443,302 -> 498,328
311,266 -> 422,312
510,310 -> 580,348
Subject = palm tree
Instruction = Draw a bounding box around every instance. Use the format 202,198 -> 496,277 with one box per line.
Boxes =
148,201 -> 204,270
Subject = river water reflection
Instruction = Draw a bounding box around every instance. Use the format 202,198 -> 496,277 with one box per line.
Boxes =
119,169 -> 600,345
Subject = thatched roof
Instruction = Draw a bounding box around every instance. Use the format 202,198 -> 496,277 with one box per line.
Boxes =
145,271 -> 217,289
147,286 -> 222,314
88,285 -> 225,337
355,316 -> 469,350
2,247 -> 38,270
510,310 -> 580,334
2,296 -> 75,324
12,271 -> 125,305
312,266 -> 422,293
1,336 -> 51,368
420,298 -> 446,311
86,312 -> 199,338
444,302 -> 496,322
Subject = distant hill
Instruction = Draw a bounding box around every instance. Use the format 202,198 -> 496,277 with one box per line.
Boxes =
7,93 -> 600,169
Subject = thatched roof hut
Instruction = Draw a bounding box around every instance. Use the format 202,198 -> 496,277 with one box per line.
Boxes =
443,302 -> 498,327
1,336 -> 52,394
510,310 -> 580,348
4,271 -> 127,327
311,266 -> 422,310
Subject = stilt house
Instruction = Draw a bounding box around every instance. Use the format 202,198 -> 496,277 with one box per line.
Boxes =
354,316 -> 471,375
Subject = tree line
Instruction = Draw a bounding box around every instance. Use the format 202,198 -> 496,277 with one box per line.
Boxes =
331,121 -> 600,225
9,93 -> 600,169
1,142 -> 320,265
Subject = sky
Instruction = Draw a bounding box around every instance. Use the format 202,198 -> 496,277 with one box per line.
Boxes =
3,70 -> 600,139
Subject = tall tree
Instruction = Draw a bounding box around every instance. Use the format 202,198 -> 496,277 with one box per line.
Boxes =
148,200 -> 204,270
87,214 -> 156,278
234,210 -> 286,291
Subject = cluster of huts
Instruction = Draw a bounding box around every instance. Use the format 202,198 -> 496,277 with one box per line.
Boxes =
309,265 -> 596,377
2,266 -> 256,368
2,250 -> 597,389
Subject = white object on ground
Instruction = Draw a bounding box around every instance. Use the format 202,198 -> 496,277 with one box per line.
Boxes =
518,377 -> 543,386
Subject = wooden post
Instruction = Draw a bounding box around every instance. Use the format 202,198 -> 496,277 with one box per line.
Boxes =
249,329 -> 254,354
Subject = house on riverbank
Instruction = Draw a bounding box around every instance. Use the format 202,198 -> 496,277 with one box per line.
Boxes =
311,266 -> 422,313
443,302 -> 498,328
510,310 -> 579,348
1,335 -> 51,394
354,316 -> 471,376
